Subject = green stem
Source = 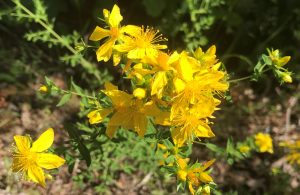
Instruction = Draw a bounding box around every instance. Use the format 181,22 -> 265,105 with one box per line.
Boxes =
193,141 -> 206,145
12,0 -> 100,80
228,66 -> 271,83
228,75 -> 252,83
60,89 -> 97,100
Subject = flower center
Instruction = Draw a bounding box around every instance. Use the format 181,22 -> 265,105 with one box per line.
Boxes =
110,27 -> 119,39
135,27 -> 166,49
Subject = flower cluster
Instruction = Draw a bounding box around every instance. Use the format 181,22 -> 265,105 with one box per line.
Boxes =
176,157 -> 215,195
253,48 -> 292,84
237,132 -> 273,155
87,4 -> 228,194
267,49 -> 292,83
88,4 -> 228,147
280,140 -> 300,165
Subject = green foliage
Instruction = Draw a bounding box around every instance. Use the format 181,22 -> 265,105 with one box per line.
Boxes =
1,0 -> 111,85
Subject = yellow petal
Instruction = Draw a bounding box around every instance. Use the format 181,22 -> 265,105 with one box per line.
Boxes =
106,125 -> 118,138
96,39 -> 115,62
278,56 -> 291,67
176,52 -> 193,81
194,159 -> 215,172
103,89 -> 132,106
104,82 -> 118,90
28,165 -> 46,187
87,109 -> 112,124
151,71 -> 168,98
109,4 -> 123,27
173,78 -> 186,93
14,135 -> 31,153
37,153 -> 65,169
153,111 -> 171,126
120,25 -> 141,35
133,113 -> 148,137
113,53 -> 121,66
188,182 -> 196,195
199,172 -> 213,183
207,45 -> 216,55
89,26 -> 110,41
177,157 -> 188,169
195,123 -> 215,138
212,62 -> 221,71
168,51 -> 180,65
30,128 -> 54,152
109,110 -> 133,129
171,127 -> 185,146
103,9 -> 110,20
202,159 -> 215,171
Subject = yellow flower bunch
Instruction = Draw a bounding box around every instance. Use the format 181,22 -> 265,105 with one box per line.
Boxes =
267,49 -> 292,83
88,4 -> 228,148
254,133 -> 273,153
176,157 -> 215,195
280,140 -> 300,165
11,128 -> 65,187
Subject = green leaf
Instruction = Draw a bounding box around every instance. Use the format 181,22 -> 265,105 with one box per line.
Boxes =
65,124 -> 91,167
56,93 -> 72,107
45,76 -> 53,86
262,54 -> 272,65
205,143 -> 225,154
71,80 -> 84,96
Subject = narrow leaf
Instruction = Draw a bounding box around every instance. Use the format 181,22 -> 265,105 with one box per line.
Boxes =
56,93 -> 72,107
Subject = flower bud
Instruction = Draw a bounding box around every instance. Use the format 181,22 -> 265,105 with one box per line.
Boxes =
177,170 -> 187,181
39,85 -> 48,93
75,44 -> 85,52
133,88 -> 146,99
282,73 -> 292,83
202,185 -> 211,195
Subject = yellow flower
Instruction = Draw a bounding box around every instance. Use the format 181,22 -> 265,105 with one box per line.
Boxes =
171,50 -> 228,119
171,106 -> 215,146
254,133 -> 273,153
87,108 -> 113,124
114,26 -> 167,60
39,85 -> 48,93
268,49 -> 291,67
238,145 -> 250,153
176,157 -> 215,195
281,72 -> 292,83
11,128 -> 65,187
280,140 -> 300,165
102,82 -> 163,138
89,4 -> 139,64
141,51 -> 179,98
193,45 -> 218,69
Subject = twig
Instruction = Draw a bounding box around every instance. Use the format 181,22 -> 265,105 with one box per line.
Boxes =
135,172 -> 153,190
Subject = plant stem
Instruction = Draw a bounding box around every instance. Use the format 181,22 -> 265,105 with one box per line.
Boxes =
228,66 -> 271,83
12,0 -> 101,80
228,75 -> 252,83
60,89 -> 97,100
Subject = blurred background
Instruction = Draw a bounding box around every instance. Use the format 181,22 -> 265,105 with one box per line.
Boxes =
1,0 -> 300,194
